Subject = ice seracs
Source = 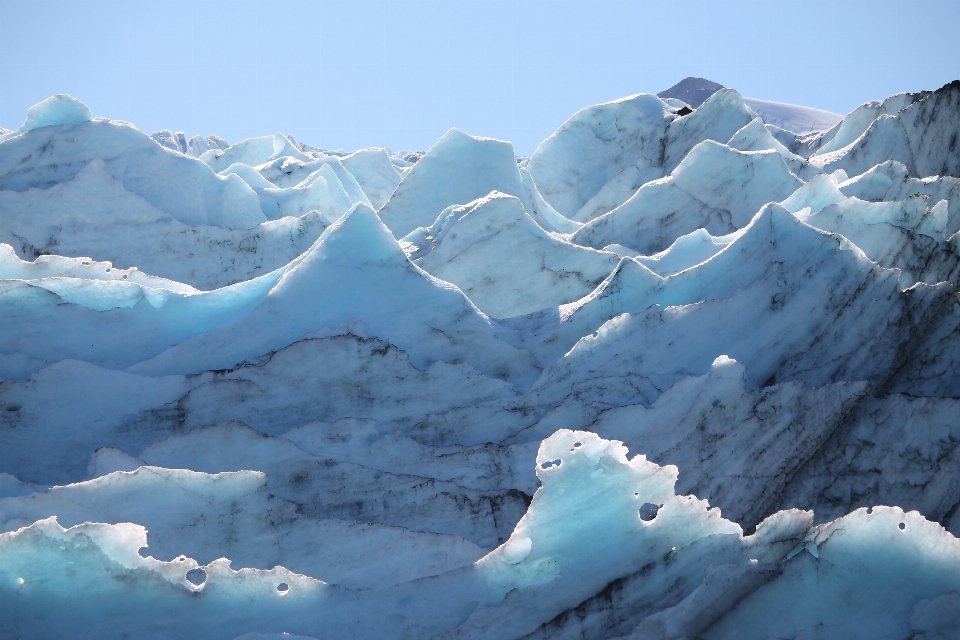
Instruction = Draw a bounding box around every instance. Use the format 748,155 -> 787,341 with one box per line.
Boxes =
379,128 -> 526,238
3,79 -> 960,638
340,147 -> 402,209
402,191 -> 619,318
129,203 -> 540,383
526,93 -> 672,222
0,106 -> 266,229
571,139 -> 803,254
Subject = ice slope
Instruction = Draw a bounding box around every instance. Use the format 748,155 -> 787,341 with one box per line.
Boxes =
130,203 -> 540,383
3,81 -> 960,638
378,128 -> 526,238
134,422 -> 528,548
402,191 -> 619,317
838,160 -> 960,232
519,165 -> 584,234
255,155 -> 372,210
798,196 -> 957,286
0,243 -> 197,293
660,89 -> 760,175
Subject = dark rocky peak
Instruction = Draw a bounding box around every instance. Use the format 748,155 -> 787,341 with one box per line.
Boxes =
658,77 -> 725,108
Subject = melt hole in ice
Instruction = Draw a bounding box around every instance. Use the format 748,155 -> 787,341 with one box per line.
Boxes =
899,522 -> 906,530
277,582 -> 289,594
570,441 -> 582,452
540,459 -> 561,470
639,503 -> 662,522
186,568 -> 206,586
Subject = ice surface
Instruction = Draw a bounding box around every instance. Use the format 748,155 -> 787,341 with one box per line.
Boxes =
4,81 -> 960,637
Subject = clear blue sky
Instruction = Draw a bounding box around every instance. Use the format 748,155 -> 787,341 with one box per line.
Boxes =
1,0 -> 958,155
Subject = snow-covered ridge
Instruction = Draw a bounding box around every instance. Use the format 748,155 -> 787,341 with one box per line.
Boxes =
2,78 -> 960,638
742,97 -> 844,135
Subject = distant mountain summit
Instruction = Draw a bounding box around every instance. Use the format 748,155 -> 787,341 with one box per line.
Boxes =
658,77 -> 843,134
657,77 -> 725,108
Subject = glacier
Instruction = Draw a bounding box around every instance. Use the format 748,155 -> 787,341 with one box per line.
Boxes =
1,78 -> 960,638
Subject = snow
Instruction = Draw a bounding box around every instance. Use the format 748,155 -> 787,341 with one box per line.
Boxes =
4,81 -> 960,637
742,97 -> 843,135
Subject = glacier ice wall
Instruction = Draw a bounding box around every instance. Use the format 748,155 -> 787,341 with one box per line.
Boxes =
2,79 -> 960,638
